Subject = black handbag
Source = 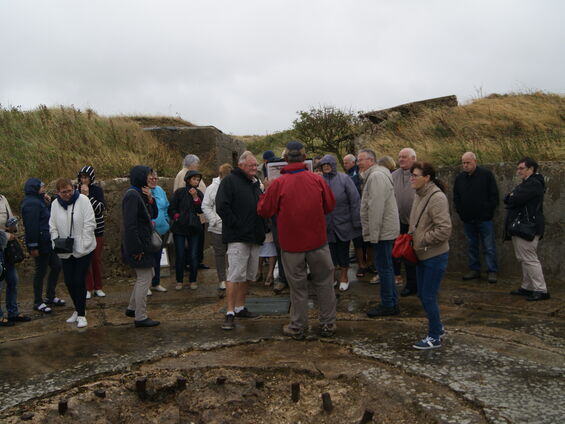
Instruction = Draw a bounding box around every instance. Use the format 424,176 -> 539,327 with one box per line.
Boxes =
53,203 -> 75,254
4,239 -> 25,264
509,206 -> 537,242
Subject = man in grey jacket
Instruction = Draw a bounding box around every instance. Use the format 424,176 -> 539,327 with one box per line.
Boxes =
358,149 -> 400,317
392,148 -> 418,296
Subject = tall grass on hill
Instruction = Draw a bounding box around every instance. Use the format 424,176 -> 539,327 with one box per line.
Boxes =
362,92 -> 565,165
0,105 -> 180,205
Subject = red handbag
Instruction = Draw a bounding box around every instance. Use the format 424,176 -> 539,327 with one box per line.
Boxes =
392,234 -> 418,263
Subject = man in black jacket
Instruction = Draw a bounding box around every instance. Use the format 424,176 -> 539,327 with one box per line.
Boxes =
453,152 -> 499,283
216,151 -> 265,330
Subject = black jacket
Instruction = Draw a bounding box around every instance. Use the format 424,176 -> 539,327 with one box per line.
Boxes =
76,166 -> 105,237
121,166 -> 157,268
21,178 -> 53,254
346,165 -> 362,194
453,166 -> 499,222
216,167 -> 266,245
504,173 -> 545,240
168,186 -> 203,235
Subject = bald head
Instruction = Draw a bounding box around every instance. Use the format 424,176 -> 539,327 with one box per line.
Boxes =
462,152 -> 477,174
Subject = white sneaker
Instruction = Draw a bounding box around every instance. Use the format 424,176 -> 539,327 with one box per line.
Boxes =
86,291 -> 92,299
77,316 -> 88,328
333,280 -> 338,287
66,311 -> 78,323
190,282 -> 198,290
369,275 -> 380,285
175,283 -> 183,291
153,285 -> 167,292
339,282 -> 350,291
219,281 -> 226,290
94,289 -> 106,297
147,288 -> 153,296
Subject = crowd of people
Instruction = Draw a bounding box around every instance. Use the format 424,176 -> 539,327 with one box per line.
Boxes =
0,144 -> 550,350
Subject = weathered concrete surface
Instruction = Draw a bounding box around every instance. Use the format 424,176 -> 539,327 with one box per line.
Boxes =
1,262 -> 564,423
437,161 -> 565,281
360,95 -> 458,125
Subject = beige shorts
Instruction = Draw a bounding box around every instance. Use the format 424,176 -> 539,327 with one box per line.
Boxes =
226,242 -> 260,283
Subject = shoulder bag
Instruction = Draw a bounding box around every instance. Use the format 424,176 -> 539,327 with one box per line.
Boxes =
53,202 -> 75,254
129,189 -> 162,252
3,206 -> 24,264
509,204 -> 537,242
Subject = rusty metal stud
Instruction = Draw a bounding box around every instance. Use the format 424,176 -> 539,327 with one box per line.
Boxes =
358,408 -> 374,424
255,380 -> 264,389
216,376 -> 226,385
58,399 -> 68,415
291,382 -> 300,402
21,412 -> 34,421
321,392 -> 333,412
136,377 -> 148,400
94,389 -> 106,398
177,376 -> 187,389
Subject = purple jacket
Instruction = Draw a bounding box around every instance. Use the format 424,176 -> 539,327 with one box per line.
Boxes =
319,155 -> 362,243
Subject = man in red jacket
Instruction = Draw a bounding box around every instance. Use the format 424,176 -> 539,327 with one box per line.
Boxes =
257,141 -> 337,339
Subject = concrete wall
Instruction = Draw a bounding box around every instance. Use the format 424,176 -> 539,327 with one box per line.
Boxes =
437,161 -> 565,282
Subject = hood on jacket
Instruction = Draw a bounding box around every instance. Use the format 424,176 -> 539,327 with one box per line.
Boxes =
184,170 -> 203,184
319,155 -> 337,177
77,165 -> 96,184
528,173 -> 545,189
24,178 -> 44,195
129,165 -> 152,188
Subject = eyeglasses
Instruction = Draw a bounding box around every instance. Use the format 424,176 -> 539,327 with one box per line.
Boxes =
516,166 -> 527,171
59,189 -> 73,195
410,173 -> 423,178
148,176 -> 158,180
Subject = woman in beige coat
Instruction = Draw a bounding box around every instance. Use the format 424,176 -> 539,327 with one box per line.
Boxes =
409,162 -> 452,350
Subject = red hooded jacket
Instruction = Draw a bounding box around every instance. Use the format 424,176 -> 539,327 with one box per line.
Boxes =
257,162 -> 336,252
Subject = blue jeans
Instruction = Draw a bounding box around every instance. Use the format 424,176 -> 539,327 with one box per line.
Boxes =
416,252 -> 448,340
0,261 -> 19,318
174,233 -> 201,283
371,240 -> 397,307
464,220 -> 497,272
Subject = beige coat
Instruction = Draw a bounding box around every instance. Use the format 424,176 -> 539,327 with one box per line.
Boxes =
409,182 -> 452,261
360,165 -> 400,243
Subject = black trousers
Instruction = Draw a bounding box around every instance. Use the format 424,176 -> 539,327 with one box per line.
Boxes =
61,253 -> 92,316
33,250 -> 61,305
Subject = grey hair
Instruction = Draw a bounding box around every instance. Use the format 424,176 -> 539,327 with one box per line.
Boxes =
183,154 -> 200,168
400,147 -> 417,160
462,151 -> 477,160
358,149 -> 377,162
343,154 -> 356,162
238,150 -> 256,164
377,155 -> 397,172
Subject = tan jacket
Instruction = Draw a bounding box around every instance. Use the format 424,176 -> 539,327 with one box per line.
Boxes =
409,182 -> 451,261
360,164 -> 400,243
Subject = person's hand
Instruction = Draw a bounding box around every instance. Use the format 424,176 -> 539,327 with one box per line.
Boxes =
263,178 -> 271,191
80,184 -> 89,196
43,194 -> 51,204
133,252 -> 144,261
142,186 -> 152,201
30,249 -> 39,257
188,187 -> 198,199
7,233 -> 15,241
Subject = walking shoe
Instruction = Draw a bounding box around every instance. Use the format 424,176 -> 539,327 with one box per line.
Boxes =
135,318 -> 160,327
367,304 -> 400,318
462,270 -> 480,281
198,263 -> 210,269
147,288 -> 152,296
190,282 -> 198,290
413,336 -> 441,350
76,316 -> 88,328
439,326 -> 446,340
510,288 -> 533,296
273,281 -> 286,294
125,309 -> 135,318
46,297 -> 65,306
320,324 -> 336,338
218,281 -> 226,290
7,314 -> 31,323
283,324 -> 305,340
526,291 -> 550,301
34,303 -> 52,313
235,307 -> 258,318
400,287 -> 417,297
369,274 -> 380,285
339,282 -> 350,291
153,285 -> 167,292
0,318 -> 15,327
66,311 -> 78,323
94,289 -> 106,297
487,272 -> 497,284
222,314 -> 235,330
86,291 -> 92,300
175,283 -> 183,291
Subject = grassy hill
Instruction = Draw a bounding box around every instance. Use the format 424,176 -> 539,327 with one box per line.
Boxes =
0,106 -> 181,205
363,92 -> 565,165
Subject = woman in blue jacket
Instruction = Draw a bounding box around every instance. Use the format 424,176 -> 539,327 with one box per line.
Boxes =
148,170 -> 170,293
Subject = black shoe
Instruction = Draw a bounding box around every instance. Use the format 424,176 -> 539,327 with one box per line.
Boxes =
526,292 -> 550,301
487,272 -> 497,284
320,324 -> 336,338
235,307 -> 258,318
134,318 -> 160,327
222,314 -> 235,330
510,288 -> 533,296
400,288 -> 417,297
125,309 -> 135,318
462,270 -> 480,281
0,318 -> 15,327
198,263 -> 210,269
8,314 -> 31,322
367,304 -> 400,317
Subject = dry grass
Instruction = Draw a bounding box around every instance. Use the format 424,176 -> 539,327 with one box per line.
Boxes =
362,92 -> 565,165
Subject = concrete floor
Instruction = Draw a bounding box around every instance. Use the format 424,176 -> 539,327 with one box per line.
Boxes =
0,259 -> 564,423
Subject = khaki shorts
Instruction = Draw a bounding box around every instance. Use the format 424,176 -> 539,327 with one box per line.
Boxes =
227,242 -> 260,283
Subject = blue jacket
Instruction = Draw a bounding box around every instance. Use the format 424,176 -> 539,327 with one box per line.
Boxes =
21,178 -> 52,253
151,185 -> 170,236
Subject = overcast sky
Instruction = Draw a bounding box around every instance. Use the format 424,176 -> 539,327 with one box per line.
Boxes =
1,0 -> 563,134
